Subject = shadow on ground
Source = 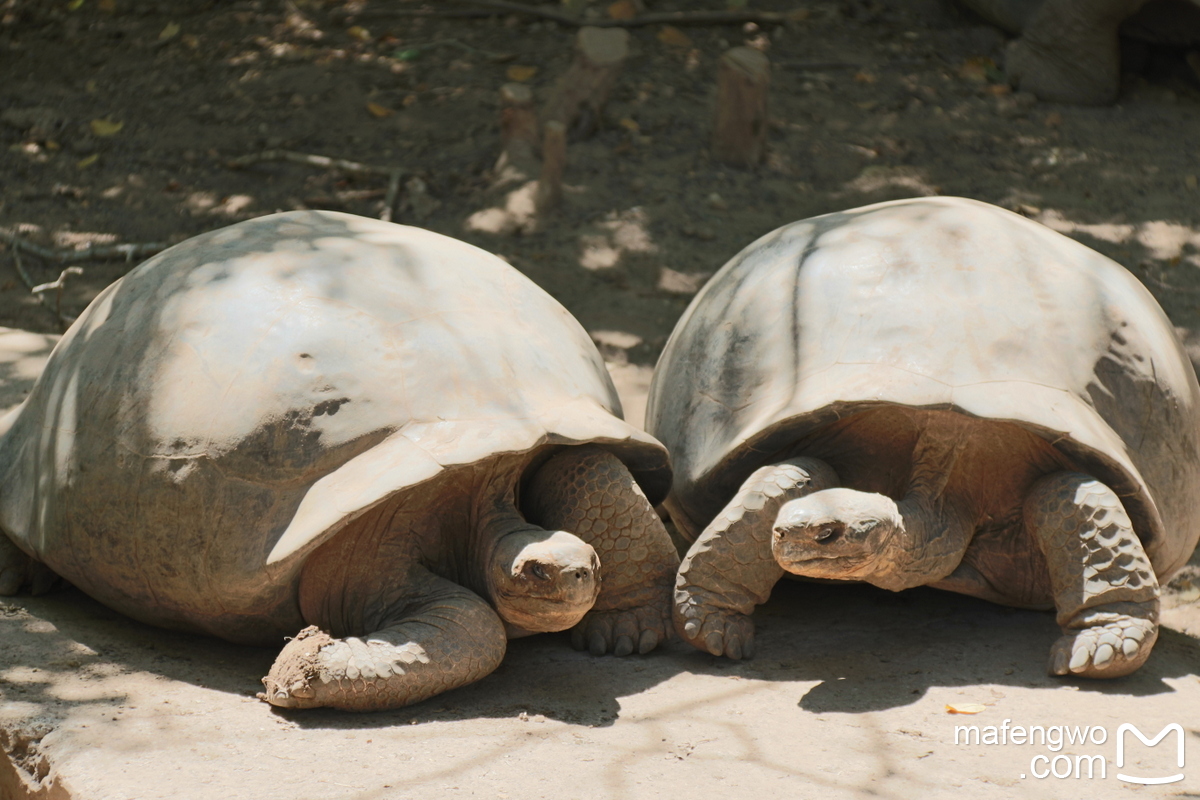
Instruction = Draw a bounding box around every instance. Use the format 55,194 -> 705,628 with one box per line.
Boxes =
5,576 -> 1197,733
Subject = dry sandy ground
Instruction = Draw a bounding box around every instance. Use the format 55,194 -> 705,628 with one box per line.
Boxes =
0,329 -> 1197,800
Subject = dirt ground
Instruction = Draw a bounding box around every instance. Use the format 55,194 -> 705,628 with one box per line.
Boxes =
1,0 -> 1200,798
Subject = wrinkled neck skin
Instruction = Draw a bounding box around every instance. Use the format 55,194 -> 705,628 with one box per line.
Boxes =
470,464 -> 599,636
870,493 -> 974,591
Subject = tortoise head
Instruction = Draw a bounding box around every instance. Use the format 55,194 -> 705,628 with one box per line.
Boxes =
486,528 -> 600,633
771,488 -> 903,580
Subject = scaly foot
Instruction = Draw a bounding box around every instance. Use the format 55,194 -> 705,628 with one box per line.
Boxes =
571,597 -> 671,656
674,587 -> 756,659
1048,604 -> 1157,678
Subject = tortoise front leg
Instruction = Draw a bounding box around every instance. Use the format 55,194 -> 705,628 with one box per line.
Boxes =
1024,471 -> 1159,678
674,457 -> 839,659
261,571 -> 506,711
524,446 -> 679,656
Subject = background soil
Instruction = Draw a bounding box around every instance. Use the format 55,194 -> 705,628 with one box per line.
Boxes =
1,1 -> 1199,798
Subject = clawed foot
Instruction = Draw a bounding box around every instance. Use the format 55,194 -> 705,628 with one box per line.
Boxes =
674,590 -> 755,659
0,537 -> 59,596
571,601 -> 671,657
1048,617 -> 1157,679
259,626 -> 331,709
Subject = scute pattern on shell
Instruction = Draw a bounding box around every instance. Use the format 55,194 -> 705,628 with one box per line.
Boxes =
646,196 -> 1200,581
0,210 -> 669,644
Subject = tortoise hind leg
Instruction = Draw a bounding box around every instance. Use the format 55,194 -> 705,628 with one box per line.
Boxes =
261,571 -> 506,711
0,533 -> 59,596
1024,471 -> 1159,678
524,446 -> 679,657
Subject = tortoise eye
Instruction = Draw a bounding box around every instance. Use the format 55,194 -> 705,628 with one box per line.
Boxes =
814,526 -> 839,543
529,563 -> 550,581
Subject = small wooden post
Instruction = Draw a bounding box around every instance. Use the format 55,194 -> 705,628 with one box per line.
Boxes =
536,120 -> 567,212
712,47 -> 770,167
542,26 -> 630,134
499,82 -> 539,168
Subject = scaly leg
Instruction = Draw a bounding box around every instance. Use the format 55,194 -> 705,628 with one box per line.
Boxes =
524,446 -> 679,656
261,571 -> 506,711
1024,471 -> 1159,678
674,457 -> 839,659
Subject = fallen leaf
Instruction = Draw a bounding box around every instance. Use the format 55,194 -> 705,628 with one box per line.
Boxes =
158,21 -> 180,41
657,25 -> 692,49
506,65 -> 538,82
98,0 -> 116,11
393,48 -> 421,61
787,8 -> 811,21
945,703 -> 986,715
346,26 -> 371,41
67,0 -> 85,9
77,154 -> 99,169
958,56 -> 993,83
607,0 -> 637,19
854,71 -> 876,84
365,102 -> 393,118
89,118 -> 124,137
618,117 -> 640,133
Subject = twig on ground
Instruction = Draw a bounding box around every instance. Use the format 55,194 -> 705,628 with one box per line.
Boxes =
0,229 -> 167,264
358,1 -> 811,27
32,267 -> 84,328
228,149 -> 396,177
228,150 -> 406,222
382,171 -> 403,223
8,249 -> 78,329
31,266 -> 84,296
10,246 -> 38,295
398,38 -> 513,61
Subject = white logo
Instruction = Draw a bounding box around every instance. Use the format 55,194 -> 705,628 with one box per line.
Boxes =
1115,723 -> 1185,785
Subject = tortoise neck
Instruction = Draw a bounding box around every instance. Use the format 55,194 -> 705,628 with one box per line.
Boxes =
470,498 -> 534,599
868,493 -> 974,592
862,425 -> 975,590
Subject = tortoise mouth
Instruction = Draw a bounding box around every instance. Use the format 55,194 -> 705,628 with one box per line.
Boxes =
494,594 -> 595,633
777,553 -> 873,576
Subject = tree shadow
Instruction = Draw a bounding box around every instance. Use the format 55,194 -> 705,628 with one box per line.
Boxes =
755,580 -> 1200,714
7,574 -> 1196,736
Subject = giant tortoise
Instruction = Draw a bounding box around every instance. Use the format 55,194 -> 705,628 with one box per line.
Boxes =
0,210 -> 678,710
648,196 -> 1200,678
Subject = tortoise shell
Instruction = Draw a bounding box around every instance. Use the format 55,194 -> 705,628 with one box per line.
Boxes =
0,211 -> 669,642
646,196 -> 1200,579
